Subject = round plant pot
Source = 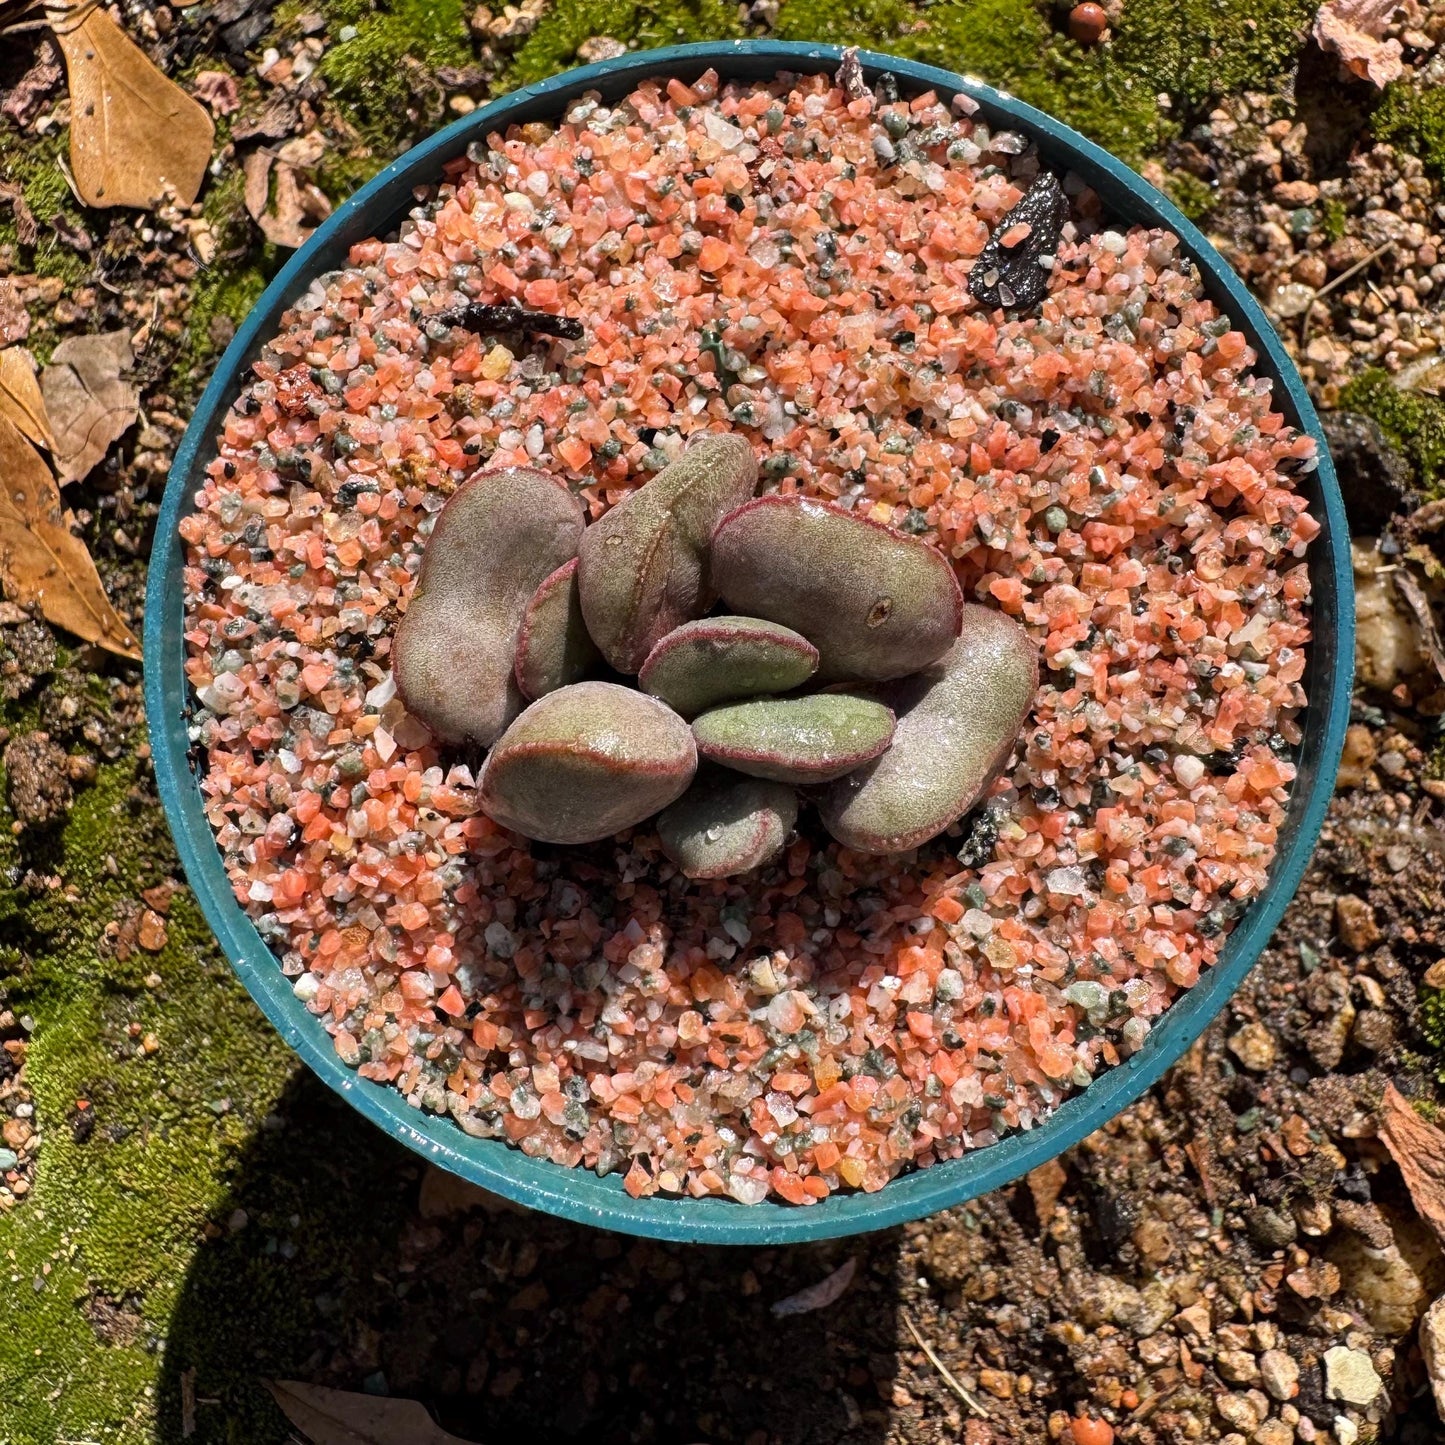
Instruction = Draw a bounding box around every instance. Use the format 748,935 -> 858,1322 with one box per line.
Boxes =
145,40 -> 1354,1244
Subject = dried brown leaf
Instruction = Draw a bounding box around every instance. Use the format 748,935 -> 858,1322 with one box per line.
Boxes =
0,413 -> 140,659
48,1 -> 215,208
0,347 -> 56,453
1313,0 -> 1405,86
263,1381 -> 478,1445
1380,1082 -> 1445,1248
242,149 -> 331,249
39,330 -> 139,484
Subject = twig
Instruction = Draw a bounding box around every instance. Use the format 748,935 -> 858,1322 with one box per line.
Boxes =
901,1310 -> 990,1417
1301,241 -> 1392,349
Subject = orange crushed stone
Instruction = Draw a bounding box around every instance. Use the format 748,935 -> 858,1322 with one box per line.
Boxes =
181,69 -> 1316,1206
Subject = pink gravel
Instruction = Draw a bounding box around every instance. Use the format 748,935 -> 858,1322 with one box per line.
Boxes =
180,68 -> 1317,1205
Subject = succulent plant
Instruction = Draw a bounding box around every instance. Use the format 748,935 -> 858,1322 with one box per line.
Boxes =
657,770 -> 798,879
393,466 -> 585,746
819,606 -> 1038,854
691,693 -> 896,784
709,495 -> 963,681
577,434 -> 757,673
514,557 -> 601,700
638,615 -> 819,717
478,681 -> 696,844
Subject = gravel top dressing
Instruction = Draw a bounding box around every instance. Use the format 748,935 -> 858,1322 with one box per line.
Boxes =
180,65 -> 1318,1206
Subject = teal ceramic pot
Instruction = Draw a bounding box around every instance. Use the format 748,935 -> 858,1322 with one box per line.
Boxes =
145,41 -> 1354,1243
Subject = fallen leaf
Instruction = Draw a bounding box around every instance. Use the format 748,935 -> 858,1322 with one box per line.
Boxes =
0,347 -> 56,453
0,413 -> 140,659
242,149 -> 331,249
1026,1157 -> 1067,1225
1313,0 -> 1405,86
770,1256 -> 857,1317
0,35 -> 63,127
40,330 -> 139,484
263,1381 -> 479,1445
47,0 -> 215,208
1380,1082 -> 1445,1248
0,280 -> 29,347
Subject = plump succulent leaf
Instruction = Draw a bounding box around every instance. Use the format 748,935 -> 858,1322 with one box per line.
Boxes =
657,770 -> 798,880
577,434 -> 757,672
638,615 -> 818,717
691,693 -> 896,784
393,467 -> 585,745
819,605 -> 1038,854
514,557 -> 601,700
478,681 -> 696,844
710,495 -> 962,681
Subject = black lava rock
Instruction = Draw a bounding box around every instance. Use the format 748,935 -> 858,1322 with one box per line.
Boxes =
1320,410 -> 1418,537
967,172 -> 1067,312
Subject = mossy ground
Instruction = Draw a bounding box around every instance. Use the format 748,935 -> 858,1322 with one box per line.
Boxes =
1373,78 -> 1445,183
0,0 -> 1347,1438
1339,367 -> 1445,498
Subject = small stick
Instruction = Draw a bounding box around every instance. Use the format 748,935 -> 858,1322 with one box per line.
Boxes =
902,1310 -> 990,1417
1301,241 -> 1391,349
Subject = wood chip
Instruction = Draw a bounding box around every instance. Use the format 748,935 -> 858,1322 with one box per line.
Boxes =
47,0 -> 215,208
1380,1081 -> 1445,1248
39,330 -> 139,484
0,413 -> 140,659
770,1256 -> 857,1316
0,346 -> 56,453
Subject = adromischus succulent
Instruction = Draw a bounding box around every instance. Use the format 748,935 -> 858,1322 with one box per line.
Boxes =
393,466 -> 585,746
819,606 -> 1039,854
691,693 -> 896,784
576,434 -> 757,672
709,495 -> 963,681
638,615 -> 819,717
657,770 -> 798,879
478,681 -> 696,845
514,557 -> 601,700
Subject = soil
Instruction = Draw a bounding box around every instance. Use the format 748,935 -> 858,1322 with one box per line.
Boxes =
4,1 -> 1445,1443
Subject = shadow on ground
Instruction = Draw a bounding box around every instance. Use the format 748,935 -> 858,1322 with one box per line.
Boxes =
157,1069 -> 901,1445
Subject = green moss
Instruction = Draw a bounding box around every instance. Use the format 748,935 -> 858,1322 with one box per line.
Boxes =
1373,79 -> 1445,181
506,0 -> 743,88
1421,988 -> 1445,1051
1162,170 -> 1216,221
1321,196 -> 1347,242
0,128 -> 92,284
771,0 -> 1315,168
0,743 -> 298,1444
1339,367 -> 1445,496
318,0 -> 474,157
